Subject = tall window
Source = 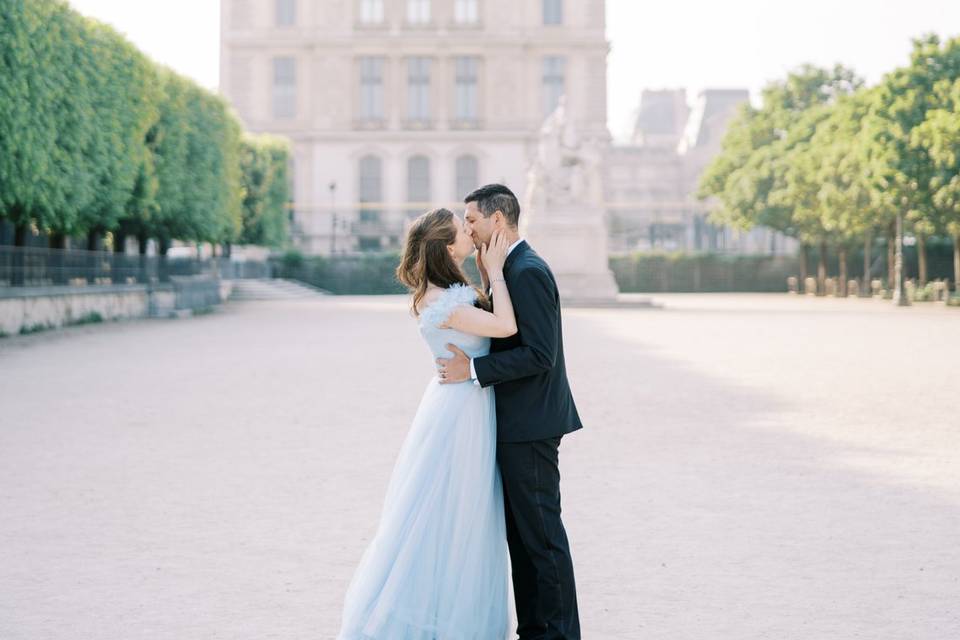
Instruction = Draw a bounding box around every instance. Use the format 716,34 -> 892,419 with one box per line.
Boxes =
454,0 -> 478,24
272,57 -> 296,119
455,155 -> 478,200
407,57 -> 431,122
359,57 -> 385,120
454,56 -> 478,122
407,0 -> 431,24
407,156 -> 431,209
542,56 -> 565,117
275,0 -> 296,26
359,0 -> 384,24
358,156 -> 382,223
543,0 -> 562,25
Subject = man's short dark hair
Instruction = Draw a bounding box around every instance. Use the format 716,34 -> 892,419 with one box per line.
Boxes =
464,183 -> 521,228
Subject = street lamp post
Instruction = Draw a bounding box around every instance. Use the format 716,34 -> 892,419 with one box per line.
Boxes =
893,211 -> 911,307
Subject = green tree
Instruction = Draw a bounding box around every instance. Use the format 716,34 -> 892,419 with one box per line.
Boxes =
912,77 -> 960,291
866,35 -> 960,287
73,18 -> 161,250
812,91 -> 878,296
0,0 -> 86,247
239,134 -> 291,248
699,64 -> 863,291
1,0 -> 249,273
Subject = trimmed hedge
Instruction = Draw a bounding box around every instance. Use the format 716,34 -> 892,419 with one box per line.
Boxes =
275,250 -> 807,294
275,252 -> 406,295
611,253 -> 799,292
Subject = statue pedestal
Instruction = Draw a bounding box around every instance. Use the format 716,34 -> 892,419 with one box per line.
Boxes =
522,204 -> 620,304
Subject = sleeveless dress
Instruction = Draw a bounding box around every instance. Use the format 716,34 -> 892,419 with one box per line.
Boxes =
335,283 -> 511,640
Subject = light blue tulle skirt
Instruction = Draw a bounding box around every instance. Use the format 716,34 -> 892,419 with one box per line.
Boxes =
336,376 -> 512,639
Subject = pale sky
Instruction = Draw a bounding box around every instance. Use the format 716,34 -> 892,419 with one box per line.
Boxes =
69,0 -> 960,141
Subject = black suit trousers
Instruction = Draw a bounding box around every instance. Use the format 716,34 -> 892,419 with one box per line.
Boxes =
497,435 -> 580,640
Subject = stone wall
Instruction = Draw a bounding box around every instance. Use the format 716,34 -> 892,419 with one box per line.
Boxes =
0,277 -> 233,337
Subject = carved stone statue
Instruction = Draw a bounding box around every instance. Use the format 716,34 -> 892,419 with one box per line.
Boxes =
526,97 -> 603,209
521,97 -> 620,303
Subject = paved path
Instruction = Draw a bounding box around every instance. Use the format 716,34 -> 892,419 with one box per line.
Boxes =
1,293 -> 958,639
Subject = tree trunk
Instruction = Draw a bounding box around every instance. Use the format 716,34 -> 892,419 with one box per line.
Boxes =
800,243 -> 809,292
47,232 -> 64,250
48,231 -> 67,285
887,224 -> 896,290
817,240 -> 827,296
863,232 -> 872,296
838,246 -> 848,297
12,223 -> 28,286
137,233 -> 149,283
110,226 -> 125,285
113,229 -> 127,254
917,233 -> 927,287
158,237 -> 170,283
13,222 -> 27,248
86,229 -> 101,283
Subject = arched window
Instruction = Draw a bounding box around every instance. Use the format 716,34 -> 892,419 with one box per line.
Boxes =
358,155 -> 382,223
455,155 -> 478,200
407,155 -> 431,208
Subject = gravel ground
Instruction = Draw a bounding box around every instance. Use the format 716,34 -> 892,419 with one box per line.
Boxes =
1,292 -> 958,639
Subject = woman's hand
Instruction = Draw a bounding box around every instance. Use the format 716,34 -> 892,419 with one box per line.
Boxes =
475,248 -> 489,287
479,229 -> 509,276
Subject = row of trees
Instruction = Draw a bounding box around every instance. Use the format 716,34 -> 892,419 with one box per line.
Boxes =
699,35 -> 960,296
0,0 -> 290,256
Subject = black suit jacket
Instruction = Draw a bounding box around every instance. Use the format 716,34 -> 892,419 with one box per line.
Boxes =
473,240 -> 584,443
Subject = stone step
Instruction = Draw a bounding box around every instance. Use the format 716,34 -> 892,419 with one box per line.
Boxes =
228,278 -> 329,301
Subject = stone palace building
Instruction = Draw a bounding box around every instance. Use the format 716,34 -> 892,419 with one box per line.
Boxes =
219,0 -> 793,256
220,0 -> 608,254
606,88 -> 797,254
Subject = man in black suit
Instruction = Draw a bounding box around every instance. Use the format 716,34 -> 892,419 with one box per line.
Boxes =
438,184 -> 583,640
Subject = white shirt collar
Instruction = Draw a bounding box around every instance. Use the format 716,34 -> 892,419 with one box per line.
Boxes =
506,237 -> 525,257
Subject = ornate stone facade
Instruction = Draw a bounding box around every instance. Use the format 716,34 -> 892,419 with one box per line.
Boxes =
219,0 -> 608,254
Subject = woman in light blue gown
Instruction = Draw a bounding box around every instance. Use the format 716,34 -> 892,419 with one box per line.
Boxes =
336,208 -> 518,640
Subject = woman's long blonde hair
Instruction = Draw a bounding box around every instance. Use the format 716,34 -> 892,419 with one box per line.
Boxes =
396,208 -> 491,316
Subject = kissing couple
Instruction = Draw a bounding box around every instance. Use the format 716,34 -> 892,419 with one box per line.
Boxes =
336,183 -> 583,640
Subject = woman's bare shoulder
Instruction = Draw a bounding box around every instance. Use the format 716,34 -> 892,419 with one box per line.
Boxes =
414,288 -> 445,315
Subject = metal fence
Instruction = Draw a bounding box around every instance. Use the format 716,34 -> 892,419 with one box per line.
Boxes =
0,246 -> 271,288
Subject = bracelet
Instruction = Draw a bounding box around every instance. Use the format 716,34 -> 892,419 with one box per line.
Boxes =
491,278 -> 506,283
